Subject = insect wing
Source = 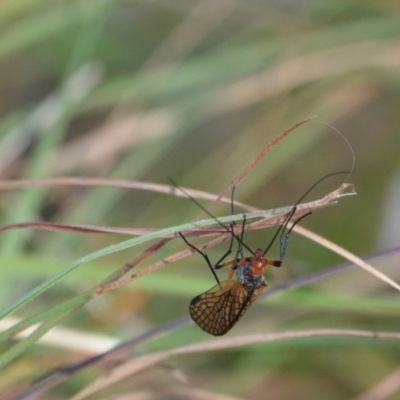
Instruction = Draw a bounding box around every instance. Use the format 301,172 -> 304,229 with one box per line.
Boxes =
189,280 -> 262,336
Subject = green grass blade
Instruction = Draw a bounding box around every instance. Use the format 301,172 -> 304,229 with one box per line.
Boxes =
0,207 -> 297,319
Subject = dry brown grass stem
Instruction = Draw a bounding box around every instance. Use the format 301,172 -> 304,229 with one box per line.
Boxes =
71,328 -> 400,400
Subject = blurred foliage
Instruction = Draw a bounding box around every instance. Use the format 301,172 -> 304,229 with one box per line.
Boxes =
0,0 -> 400,399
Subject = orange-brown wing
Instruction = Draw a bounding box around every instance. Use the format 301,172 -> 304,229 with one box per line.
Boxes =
189,280 -> 264,336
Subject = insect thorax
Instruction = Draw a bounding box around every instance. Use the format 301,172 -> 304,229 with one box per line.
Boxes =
235,260 -> 266,291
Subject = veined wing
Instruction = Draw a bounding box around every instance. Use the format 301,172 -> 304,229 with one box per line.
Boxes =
189,279 -> 264,336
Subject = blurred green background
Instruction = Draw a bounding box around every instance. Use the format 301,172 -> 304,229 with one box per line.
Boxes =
1,0 -> 400,399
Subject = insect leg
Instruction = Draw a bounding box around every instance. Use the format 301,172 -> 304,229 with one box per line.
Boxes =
179,232 -> 221,284
215,214 -> 248,271
279,211 -> 311,261
232,214 -> 247,270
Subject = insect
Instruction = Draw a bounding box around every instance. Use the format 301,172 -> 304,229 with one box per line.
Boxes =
181,205 -> 307,336
178,188 -> 303,335
178,173 -> 349,336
